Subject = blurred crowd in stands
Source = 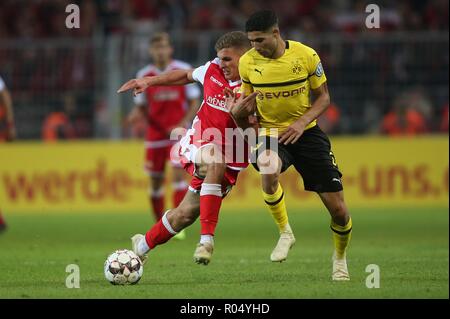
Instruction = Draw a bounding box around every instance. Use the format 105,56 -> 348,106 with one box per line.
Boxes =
1,0 -> 448,38
0,0 -> 448,140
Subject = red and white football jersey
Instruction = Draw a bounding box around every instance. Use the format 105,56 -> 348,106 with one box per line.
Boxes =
180,58 -> 249,170
134,60 -> 200,145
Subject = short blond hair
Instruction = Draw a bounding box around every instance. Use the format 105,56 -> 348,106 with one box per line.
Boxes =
214,31 -> 251,52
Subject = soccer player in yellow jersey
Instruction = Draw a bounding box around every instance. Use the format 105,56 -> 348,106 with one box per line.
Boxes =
237,10 -> 352,280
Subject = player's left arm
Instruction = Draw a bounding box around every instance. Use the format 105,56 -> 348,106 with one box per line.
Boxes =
279,82 -> 330,145
279,48 -> 330,145
294,82 -> 330,128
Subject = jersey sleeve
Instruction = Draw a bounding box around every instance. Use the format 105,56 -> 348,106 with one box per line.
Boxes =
307,48 -> 327,90
192,61 -> 211,85
238,55 -> 254,95
171,60 -> 201,99
133,92 -> 146,105
0,76 -> 5,91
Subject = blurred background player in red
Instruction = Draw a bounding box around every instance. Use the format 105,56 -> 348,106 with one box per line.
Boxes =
0,75 -> 15,232
127,32 -> 201,236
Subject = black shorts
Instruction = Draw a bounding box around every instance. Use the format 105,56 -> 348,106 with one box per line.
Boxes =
250,125 -> 343,193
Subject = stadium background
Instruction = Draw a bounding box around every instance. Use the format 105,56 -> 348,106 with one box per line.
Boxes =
0,0 -> 448,299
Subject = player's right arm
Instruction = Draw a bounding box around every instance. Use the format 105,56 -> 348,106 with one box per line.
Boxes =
118,69 -> 195,96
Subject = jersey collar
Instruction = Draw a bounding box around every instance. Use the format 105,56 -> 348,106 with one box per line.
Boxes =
154,60 -> 174,73
228,79 -> 242,86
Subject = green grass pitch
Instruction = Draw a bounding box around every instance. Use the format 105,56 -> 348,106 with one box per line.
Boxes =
0,207 -> 448,299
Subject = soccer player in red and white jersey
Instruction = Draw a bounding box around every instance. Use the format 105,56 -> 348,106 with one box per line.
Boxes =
0,75 -> 15,233
128,33 -> 201,232
119,31 -> 258,265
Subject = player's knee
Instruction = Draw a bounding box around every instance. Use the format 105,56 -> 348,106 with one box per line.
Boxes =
263,181 -> 279,195
257,150 -> 281,175
261,173 -> 280,194
195,163 -> 207,178
331,200 -> 348,221
199,144 -> 224,165
195,145 -> 225,177
196,162 -> 226,180
206,161 -> 226,176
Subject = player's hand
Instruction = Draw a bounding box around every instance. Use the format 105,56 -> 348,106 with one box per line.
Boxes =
224,88 -> 258,119
278,119 -> 307,145
117,78 -> 151,96
223,87 -> 237,107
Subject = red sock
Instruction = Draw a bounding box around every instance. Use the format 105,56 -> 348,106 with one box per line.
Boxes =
199,183 -> 223,235
173,182 -> 188,207
144,216 -> 175,249
150,193 -> 164,221
0,212 -> 5,226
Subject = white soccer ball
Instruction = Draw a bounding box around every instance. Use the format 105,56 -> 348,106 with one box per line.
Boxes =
104,249 -> 143,285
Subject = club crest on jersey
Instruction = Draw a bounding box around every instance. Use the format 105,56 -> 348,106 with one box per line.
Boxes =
292,61 -> 301,74
257,91 -> 264,100
315,62 -> 324,77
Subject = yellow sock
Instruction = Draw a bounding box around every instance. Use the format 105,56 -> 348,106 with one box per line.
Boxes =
331,217 -> 352,259
263,183 -> 289,233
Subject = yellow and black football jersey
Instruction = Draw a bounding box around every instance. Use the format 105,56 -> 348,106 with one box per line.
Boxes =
239,40 -> 327,136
